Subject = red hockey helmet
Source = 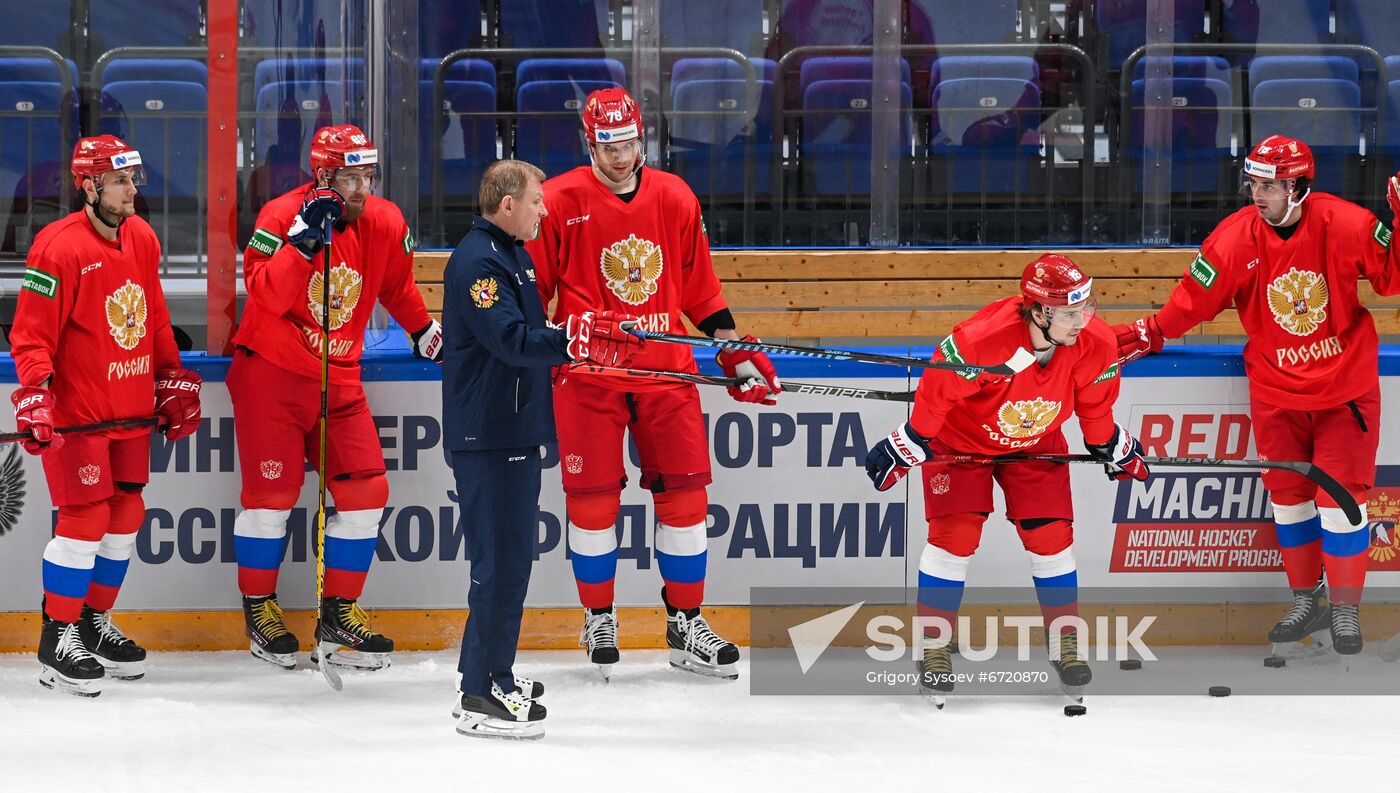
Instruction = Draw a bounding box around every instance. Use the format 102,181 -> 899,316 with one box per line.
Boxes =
1020,253 -> 1093,307
71,134 -> 145,191
1243,135 -> 1314,182
309,124 -> 379,175
582,87 -> 642,145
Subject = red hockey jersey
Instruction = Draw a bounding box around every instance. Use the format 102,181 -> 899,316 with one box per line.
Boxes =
10,211 -> 180,437
235,184 -> 431,385
1155,194 -> 1400,409
910,297 -> 1122,455
526,167 -> 728,387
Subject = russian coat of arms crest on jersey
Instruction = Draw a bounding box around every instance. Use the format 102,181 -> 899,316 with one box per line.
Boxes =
105,281 -> 147,351
1267,268 -> 1328,337
996,398 -> 1062,439
307,263 -> 363,330
471,277 -> 499,309
600,234 -> 663,306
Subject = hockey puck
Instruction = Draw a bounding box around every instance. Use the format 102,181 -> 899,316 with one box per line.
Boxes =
1208,686 -> 1231,698
1119,659 -> 1142,671
1064,704 -> 1087,717
1263,656 -> 1287,668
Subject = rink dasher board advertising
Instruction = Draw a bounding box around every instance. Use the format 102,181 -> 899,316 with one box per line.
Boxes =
1,348 -> 1399,612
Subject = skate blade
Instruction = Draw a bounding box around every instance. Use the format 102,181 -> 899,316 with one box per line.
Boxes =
97,658 -> 146,681
920,688 -> 947,709
250,644 -> 297,670
595,663 -> 613,682
312,641 -> 391,671
1379,633 -> 1400,663
455,712 -> 544,741
1270,630 -> 1334,661
39,666 -> 102,698
668,649 -> 739,680
1060,684 -> 1085,703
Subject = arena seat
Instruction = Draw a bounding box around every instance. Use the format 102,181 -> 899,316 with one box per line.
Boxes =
515,79 -> 620,178
660,0 -> 767,55
252,79 -> 365,169
802,78 -> 913,196
1127,76 -> 1235,193
91,0 -> 203,50
99,81 -> 207,200
669,77 -> 776,195
930,77 -> 1041,194
1337,0 -> 1400,58
1251,78 -> 1361,194
498,0 -> 607,49
101,59 -> 207,86
419,78 -> 496,197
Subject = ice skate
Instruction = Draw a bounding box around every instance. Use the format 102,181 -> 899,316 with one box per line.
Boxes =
242,593 -> 299,670
1267,581 -> 1333,661
311,597 -> 393,671
78,607 -> 147,680
665,596 -> 739,680
455,681 -> 546,740
452,675 -> 543,719
1049,631 -> 1091,702
917,642 -> 955,709
580,606 -> 619,681
38,616 -> 104,698
1329,602 -> 1363,656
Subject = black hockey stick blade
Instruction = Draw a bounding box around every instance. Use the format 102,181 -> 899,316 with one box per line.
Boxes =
636,331 -> 1036,376
1,416 -> 161,444
943,453 -> 1362,526
568,364 -> 916,402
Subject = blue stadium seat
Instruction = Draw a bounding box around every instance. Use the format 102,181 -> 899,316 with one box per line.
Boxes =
253,58 -> 365,102
1385,55 -> 1400,152
931,55 -> 1038,99
91,1 -> 203,49
420,58 -> 496,85
1095,0 -> 1207,69
802,78 -> 913,196
515,79 -> 620,178
499,0 -> 606,49
671,57 -> 776,86
1252,79 -> 1361,193
99,81 -> 206,199
253,80 -> 365,168
0,2 -> 69,52
930,77 -> 1040,194
661,0 -> 767,54
1128,77 -> 1235,193
1248,56 -> 1359,98
420,79 -> 496,197
1131,55 -> 1232,83
1338,0 -> 1400,58
798,57 -> 911,97
243,0 -> 351,49
516,59 -> 625,89
0,57 -> 78,89
101,59 -> 207,87
420,0 -> 482,58
912,0 -> 1019,44
768,0 -> 933,50
0,81 -> 69,242
1223,0 -> 1331,49
669,77 -> 775,195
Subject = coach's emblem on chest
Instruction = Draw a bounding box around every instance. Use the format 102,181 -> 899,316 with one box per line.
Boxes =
1267,268 -> 1328,337
600,234 -> 663,306
996,398 -> 1061,439
307,263 -> 363,331
105,281 -> 147,351
471,277 -> 499,309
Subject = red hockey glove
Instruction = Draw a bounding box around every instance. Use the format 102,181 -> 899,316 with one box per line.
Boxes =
154,368 -> 203,442
865,422 -> 932,492
715,336 -> 782,405
287,186 -> 346,259
1388,170 -> 1400,224
411,319 -> 443,363
1111,315 -> 1164,365
10,386 -> 63,455
1085,423 -> 1150,482
564,310 -> 645,367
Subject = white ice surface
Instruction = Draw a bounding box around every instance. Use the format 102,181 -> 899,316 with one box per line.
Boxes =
0,648 -> 1392,792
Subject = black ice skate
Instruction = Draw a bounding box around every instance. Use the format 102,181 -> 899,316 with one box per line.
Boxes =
452,675 -> 544,719
665,592 -> 739,680
580,606 -> 620,681
243,593 -> 299,669
1049,631 -> 1092,701
311,597 -> 393,671
456,681 -> 547,740
79,607 -> 147,680
1268,580 -> 1333,661
38,616 -> 105,697
917,642 -> 955,709
1329,602 -> 1363,656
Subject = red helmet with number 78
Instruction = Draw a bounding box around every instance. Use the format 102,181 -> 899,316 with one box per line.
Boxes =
582,87 -> 642,145
1020,253 -> 1093,307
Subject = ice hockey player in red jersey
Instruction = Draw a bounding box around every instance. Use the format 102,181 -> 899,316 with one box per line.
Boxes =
526,87 -> 781,680
229,124 -> 441,672
865,254 -> 1149,705
1115,135 -> 1400,657
10,134 -> 203,696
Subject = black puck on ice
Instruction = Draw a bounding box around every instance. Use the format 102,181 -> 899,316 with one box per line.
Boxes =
1119,659 -> 1142,670
1208,686 -> 1231,698
1064,704 -> 1087,717
1264,655 -> 1287,668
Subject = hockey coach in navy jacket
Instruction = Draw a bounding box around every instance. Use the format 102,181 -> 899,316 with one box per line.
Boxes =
441,159 -> 643,738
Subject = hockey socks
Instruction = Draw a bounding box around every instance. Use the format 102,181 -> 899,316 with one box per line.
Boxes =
655,520 -> 707,610
1272,501 -> 1324,590
233,508 -> 293,596
569,522 -> 618,609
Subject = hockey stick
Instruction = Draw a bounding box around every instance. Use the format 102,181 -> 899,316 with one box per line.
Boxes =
312,214 -> 342,692
941,453 -> 1362,526
567,363 -> 917,402
0,416 -> 162,444
635,331 -> 1037,376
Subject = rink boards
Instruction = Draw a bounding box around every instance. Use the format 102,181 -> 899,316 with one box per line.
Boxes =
3,345 -> 1400,649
